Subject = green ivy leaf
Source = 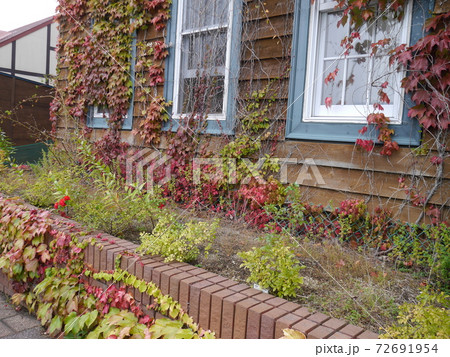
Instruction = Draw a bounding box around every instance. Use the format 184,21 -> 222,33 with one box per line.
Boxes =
48,315 -> 62,334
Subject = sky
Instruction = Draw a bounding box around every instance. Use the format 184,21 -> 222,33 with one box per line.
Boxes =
0,0 -> 58,31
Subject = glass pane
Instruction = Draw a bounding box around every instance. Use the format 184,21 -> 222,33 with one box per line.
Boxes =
352,22 -> 372,56
374,11 -> 403,54
323,12 -> 348,58
182,30 -> 227,72
370,56 -> 395,104
320,60 -> 344,106
345,58 -> 370,105
183,0 -> 228,30
179,76 -> 224,114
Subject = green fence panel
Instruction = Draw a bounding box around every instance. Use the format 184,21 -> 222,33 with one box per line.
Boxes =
11,142 -> 49,164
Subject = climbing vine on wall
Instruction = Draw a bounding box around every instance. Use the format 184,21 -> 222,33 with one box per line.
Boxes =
51,0 -> 171,162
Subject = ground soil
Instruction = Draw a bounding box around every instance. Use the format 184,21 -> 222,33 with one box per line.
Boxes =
174,206 -> 424,334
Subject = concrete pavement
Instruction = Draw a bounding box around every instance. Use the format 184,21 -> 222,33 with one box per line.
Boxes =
0,292 -> 48,339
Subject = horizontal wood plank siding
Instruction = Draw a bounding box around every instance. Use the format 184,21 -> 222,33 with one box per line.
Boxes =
53,0 -> 449,222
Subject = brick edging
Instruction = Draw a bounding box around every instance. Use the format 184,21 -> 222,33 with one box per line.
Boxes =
0,197 -> 379,339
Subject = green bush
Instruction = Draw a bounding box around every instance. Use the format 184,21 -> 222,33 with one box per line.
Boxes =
238,234 -> 305,298
380,289 -> 450,339
391,223 -> 450,279
138,212 -> 218,262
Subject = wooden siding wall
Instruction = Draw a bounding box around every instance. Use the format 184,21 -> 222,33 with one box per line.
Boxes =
0,73 -> 53,146
55,0 -> 449,223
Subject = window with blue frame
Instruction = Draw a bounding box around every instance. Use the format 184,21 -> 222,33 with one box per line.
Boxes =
286,0 -> 435,145
86,35 -> 136,131
164,0 -> 242,135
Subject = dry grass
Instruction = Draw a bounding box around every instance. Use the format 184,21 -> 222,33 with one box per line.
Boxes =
190,213 -> 424,333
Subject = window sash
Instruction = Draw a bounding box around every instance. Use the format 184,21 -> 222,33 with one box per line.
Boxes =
172,0 -> 233,120
302,0 -> 412,124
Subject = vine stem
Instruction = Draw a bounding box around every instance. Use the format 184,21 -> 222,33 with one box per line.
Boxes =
414,129 -> 447,225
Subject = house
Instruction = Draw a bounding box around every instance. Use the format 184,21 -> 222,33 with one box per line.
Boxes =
54,0 -> 449,222
0,16 -> 57,162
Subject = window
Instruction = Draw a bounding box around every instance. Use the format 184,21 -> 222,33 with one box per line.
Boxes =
286,0 -> 434,144
86,35 -> 136,130
164,0 -> 242,134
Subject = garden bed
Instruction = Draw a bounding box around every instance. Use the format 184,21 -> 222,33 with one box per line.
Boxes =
0,141 -> 448,337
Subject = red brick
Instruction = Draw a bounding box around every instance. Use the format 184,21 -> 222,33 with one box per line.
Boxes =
210,289 -> 235,338
93,244 -> 101,271
279,301 -> 300,313
221,293 -> 247,339
133,261 -> 146,303
105,246 -> 124,271
323,318 -> 348,331
253,292 -> 273,302
356,330 -> 379,339
160,268 -> 182,295
152,265 -> 174,287
178,265 -> 197,272
120,255 -> 139,275
308,325 -> 335,339
142,261 -> 166,284
265,297 -> 287,307
292,319 -> 319,336
99,243 -> 121,271
207,276 -> 228,284
308,312 -> 330,324
240,288 -> 263,298
189,280 -> 214,322
167,262 -> 189,269
218,280 -> 239,289
187,267 -> 208,276
141,261 -> 165,305
233,298 -> 260,339
116,241 -> 137,250
229,283 -> 248,293
246,303 -> 273,339
179,276 -> 203,313
340,324 -> 365,338
169,272 -> 192,302
293,307 -> 312,318
199,285 -> 224,330
197,272 -> 218,280
328,331 -> 352,339
274,314 -> 303,339
260,307 -> 288,339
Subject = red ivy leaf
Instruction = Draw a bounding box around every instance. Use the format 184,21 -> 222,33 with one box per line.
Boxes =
325,97 -> 332,109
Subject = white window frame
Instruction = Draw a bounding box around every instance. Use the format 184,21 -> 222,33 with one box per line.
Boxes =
172,0 -> 234,121
92,106 -> 110,120
302,0 -> 413,124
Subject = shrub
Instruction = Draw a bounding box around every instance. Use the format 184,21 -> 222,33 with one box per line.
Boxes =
380,289 -> 450,339
391,223 -> 450,279
0,129 -> 14,163
238,234 -> 305,298
138,212 -> 219,262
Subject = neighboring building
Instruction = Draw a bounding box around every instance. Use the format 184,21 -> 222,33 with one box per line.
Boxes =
0,16 -> 57,161
0,16 -> 57,84
54,0 -> 449,222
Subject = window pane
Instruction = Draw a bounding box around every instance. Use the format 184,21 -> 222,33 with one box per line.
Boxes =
345,58 -> 370,105
323,12 -> 348,58
320,60 -> 344,106
184,0 -> 228,30
374,11 -> 403,54
182,30 -> 227,72
352,22 -> 372,56
370,56 -> 395,104
179,76 -> 224,114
